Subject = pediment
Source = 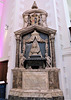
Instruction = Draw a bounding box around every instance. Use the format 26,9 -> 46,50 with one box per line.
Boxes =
14,25 -> 56,37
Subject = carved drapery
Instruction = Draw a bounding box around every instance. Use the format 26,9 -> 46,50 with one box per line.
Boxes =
23,31 -> 46,59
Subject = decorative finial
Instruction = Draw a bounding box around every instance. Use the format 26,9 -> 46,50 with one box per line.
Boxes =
32,1 -> 38,9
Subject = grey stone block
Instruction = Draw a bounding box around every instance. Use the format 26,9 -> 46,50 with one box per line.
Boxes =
8,95 -> 64,100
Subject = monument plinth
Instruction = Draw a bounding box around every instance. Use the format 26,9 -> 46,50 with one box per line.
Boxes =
8,1 -> 64,100
9,68 -> 64,100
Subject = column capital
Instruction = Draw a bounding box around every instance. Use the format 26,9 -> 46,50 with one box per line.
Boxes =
16,35 -> 20,40
49,34 -> 55,40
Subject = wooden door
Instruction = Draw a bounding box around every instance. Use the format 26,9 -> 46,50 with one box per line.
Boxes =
0,60 -> 8,82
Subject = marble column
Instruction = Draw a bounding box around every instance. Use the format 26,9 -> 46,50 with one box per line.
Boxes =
49,34 -> 56,67
15,35 -> 20,67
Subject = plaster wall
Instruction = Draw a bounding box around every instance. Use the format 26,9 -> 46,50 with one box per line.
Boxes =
67,0 -> 71,19
61,0 -> 71,100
